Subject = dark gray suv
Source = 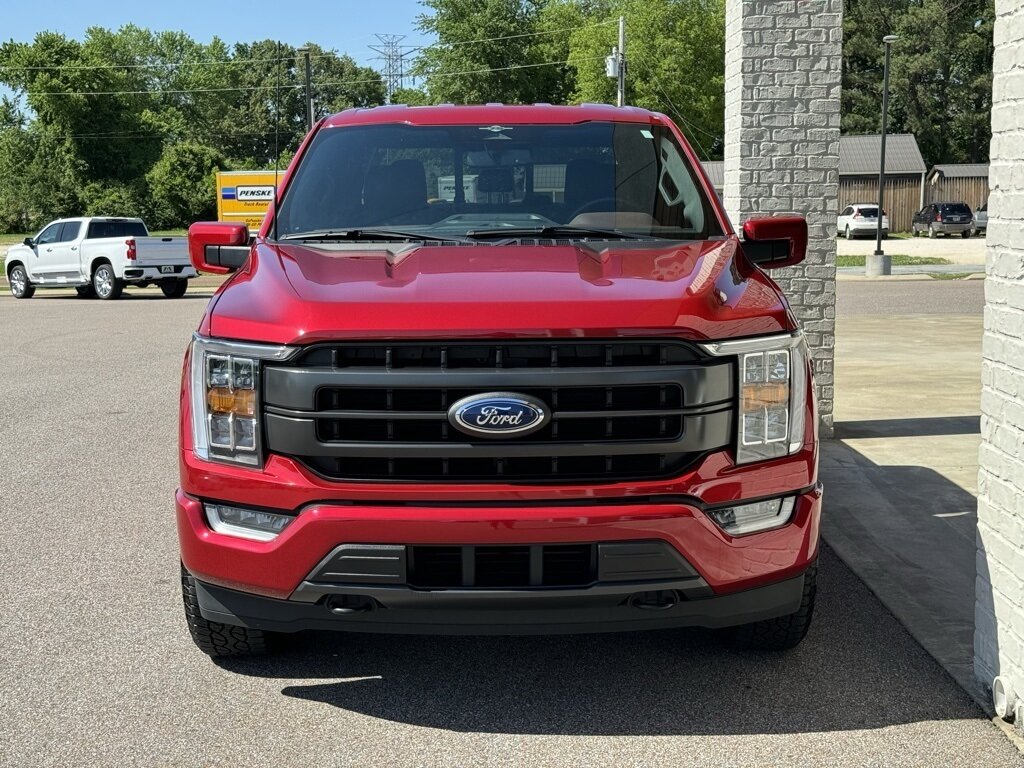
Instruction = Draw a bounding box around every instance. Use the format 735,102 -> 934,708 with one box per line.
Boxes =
912,202 -> 974,238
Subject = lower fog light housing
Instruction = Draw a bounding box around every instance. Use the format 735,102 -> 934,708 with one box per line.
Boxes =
707,496 -> 796,536
204,503 -> 295,542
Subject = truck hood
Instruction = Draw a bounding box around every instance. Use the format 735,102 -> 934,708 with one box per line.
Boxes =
206,238 -> 795,344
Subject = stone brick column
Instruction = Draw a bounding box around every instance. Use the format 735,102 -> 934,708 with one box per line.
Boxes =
723,0 -> 842,436
975,0 -> 1024,729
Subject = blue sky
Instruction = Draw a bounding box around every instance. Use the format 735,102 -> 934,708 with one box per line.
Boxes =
1,0 -> 433,68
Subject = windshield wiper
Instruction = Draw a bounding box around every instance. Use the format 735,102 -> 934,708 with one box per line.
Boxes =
278,228 -> 468,243
464,225 -> 653,241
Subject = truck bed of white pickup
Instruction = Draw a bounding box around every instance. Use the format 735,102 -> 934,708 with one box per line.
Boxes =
5,216 -> 197,299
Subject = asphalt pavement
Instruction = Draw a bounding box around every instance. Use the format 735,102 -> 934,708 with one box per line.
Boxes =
0,284 -> 1020,767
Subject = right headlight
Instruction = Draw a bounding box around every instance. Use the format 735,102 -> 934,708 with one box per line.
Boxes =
189,334 -> 295,467
700,332 -> 808,465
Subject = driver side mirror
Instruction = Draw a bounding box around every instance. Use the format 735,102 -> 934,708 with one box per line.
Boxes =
187,222 -> 250,274
23,237 -> 33,247
741,216 -> 808,269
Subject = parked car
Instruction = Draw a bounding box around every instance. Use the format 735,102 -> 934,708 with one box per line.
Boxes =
972,202 -> 988,236
5,217 -> 195,299
837,203 -> 889,239
177,104 -> 821,657
912,202 -> 974,238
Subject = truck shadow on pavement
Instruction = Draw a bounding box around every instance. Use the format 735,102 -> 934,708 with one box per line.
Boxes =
217,541 -> 988,736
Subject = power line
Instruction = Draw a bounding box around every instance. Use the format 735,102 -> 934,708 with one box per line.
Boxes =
426,19 -> 618,50
21,55 -> 602,98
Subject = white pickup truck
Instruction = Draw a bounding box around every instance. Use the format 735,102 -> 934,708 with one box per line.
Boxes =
5,217 -> 197,300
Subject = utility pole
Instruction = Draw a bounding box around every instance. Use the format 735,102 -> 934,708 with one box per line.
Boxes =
617,16 -> 626,108
604,16 -> 627,107
297,47 -> 313,131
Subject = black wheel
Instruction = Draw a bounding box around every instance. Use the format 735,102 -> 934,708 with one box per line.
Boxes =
727,563 -> 817,651
844,225 -> 852,240
928,224 -> 937,239
961,230 -> 970,239
92,262 -> 123,300
8,264 -> 35,298
75,285 -> 96,299
181,565 -> 270,657
160,279 -> 188,298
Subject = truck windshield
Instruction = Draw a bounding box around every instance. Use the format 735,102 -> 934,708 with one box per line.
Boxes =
273,122 -> 724,241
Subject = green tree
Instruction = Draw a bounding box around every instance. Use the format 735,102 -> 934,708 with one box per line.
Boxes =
412,0 -> 573,104
842,0 -> 994,165
146,142 -> 227,229
565,0 -> 725,158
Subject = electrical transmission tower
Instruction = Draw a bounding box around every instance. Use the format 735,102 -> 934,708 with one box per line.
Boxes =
370,34 -> 411,102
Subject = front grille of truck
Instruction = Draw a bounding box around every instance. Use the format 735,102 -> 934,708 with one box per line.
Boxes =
261,341 -> 734,483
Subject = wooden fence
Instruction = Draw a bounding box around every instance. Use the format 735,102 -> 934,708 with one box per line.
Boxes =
839,174 -> 923,232
925,176 -> 990,210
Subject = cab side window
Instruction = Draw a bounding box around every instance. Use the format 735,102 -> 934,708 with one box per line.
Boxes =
841,206 -> 853,216
57,222 -> 82,242
35,223 -> 62,245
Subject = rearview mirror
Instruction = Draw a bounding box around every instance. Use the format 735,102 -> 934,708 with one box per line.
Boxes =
187,222 -> 250,274
741,216 -> 808,269
23,237 -> 33,247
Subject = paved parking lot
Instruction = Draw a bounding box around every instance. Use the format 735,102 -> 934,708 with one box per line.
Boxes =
1,288 -> 1021,767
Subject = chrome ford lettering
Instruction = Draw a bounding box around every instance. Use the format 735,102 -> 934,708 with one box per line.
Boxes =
448,392 -> 549,439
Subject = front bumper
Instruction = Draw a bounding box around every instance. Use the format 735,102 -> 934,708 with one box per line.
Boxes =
177,483 -> 821,634
123,265 -> 198,281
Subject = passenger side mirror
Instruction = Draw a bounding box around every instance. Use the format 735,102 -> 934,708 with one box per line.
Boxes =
187,222 -> 250,274
23,237 -> 33,247
740,216 -> 808,269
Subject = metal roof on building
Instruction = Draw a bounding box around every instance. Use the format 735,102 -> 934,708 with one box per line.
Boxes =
928,163 -> 989,180
700,135 -> 926,187
839,134 -> 926,176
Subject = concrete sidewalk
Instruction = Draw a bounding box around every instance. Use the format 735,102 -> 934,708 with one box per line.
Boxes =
821,313 -> 985,703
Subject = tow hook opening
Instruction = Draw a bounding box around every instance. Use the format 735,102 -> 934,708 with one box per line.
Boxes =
628,590 -> 681,611
325,594 -> 377,615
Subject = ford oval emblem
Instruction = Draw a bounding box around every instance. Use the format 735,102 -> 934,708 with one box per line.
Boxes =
448,392 -> 549,439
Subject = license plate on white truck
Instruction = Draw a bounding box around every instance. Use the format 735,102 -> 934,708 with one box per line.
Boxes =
160,266 -> 175,274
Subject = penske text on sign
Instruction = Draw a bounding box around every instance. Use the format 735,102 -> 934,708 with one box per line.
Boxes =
216,171 -> 280,232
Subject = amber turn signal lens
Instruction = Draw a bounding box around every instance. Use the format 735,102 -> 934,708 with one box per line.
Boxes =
207,387 -> 255,416
742,382 -> 789,409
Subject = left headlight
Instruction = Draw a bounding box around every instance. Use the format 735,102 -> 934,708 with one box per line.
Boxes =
701,331 -> 809,465
189,335 -> 295,467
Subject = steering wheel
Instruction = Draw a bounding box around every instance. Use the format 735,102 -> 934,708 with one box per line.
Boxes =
567,198 -> 619,221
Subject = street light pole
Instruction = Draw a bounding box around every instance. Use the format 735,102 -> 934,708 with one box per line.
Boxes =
868,34 -> 898,276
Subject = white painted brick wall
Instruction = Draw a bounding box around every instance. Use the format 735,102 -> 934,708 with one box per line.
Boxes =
976,0 -> 1024,731
724,0 -> 842,436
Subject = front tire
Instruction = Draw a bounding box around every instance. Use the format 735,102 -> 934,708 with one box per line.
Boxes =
160,279 -> 188,298
844,225 -> 852,240
728,563 -> 817,651
961,230 -> 970,239
181,565 -> 270,657
92,263 -> 123,300
8,264 -> 35,298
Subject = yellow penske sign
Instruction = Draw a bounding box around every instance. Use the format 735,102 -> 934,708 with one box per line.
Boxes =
216,171 -> 280,232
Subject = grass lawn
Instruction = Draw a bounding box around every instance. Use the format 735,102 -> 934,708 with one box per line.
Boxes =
0,233 -> 30,246
837,254 -> 952,267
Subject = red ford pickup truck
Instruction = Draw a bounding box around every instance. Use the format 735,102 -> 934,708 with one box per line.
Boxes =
178,104 -> 820,657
